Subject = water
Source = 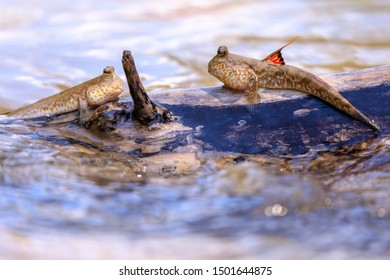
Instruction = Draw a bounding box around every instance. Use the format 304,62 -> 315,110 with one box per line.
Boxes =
0,0 -> 389,259
1,0 -> 389,109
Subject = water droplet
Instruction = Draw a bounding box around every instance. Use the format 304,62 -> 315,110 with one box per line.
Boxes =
377,208 -> 386,218
264,204 -> 288,216
238,120 -> 246,126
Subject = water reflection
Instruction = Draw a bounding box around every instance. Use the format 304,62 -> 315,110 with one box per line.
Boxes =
0,0 -> 389,259
0,0 -> 389,110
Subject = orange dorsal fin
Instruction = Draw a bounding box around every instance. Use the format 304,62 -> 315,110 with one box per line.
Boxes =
262,35 -> 299,65
264,50 -> 285,65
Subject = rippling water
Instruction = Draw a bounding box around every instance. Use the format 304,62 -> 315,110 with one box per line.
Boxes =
1,0 -> 389,109
0,0 -> 389,259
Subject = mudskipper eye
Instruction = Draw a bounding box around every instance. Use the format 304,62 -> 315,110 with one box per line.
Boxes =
103,66 -> 113,74
217,46 -> 227,56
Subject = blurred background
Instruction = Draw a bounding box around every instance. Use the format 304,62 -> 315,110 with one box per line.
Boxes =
0,0 -> 389,109
0,0 -> 389,259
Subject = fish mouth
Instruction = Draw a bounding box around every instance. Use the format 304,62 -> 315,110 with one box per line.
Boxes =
207,60 -> 213,75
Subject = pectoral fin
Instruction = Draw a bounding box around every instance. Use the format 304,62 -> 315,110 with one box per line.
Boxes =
262,35 -> 299,65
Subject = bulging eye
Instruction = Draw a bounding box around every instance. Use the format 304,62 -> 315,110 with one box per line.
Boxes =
217,46 -> 228,56
103,66 -> 114,74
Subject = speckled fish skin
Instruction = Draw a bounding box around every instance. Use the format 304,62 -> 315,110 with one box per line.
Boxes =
208,45 -> 380,131
8,66 -> 125,119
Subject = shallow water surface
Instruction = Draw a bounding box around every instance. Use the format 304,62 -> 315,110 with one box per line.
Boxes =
0,0 -> 389,259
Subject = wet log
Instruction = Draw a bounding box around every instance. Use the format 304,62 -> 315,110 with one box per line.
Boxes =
26,63 -> 389,177
115,59 -> 389,156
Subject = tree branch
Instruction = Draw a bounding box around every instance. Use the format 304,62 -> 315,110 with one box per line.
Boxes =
122,50 -> 173,124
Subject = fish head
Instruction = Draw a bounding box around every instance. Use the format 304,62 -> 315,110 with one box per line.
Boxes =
209,45 -> 238,82
101,66 -> 124,90
102,66 -> 115,78
208,46 -> 254,91
208,46 -> 229,73
86,66 -> 125,106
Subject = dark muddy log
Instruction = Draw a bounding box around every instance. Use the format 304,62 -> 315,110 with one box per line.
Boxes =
10,65 -> 388,176
122,50 -> 173,124
91,65 -> 389,156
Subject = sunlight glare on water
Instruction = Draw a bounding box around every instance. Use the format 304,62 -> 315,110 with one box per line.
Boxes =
0,0 -> 389,109
0,0 -> 389,259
